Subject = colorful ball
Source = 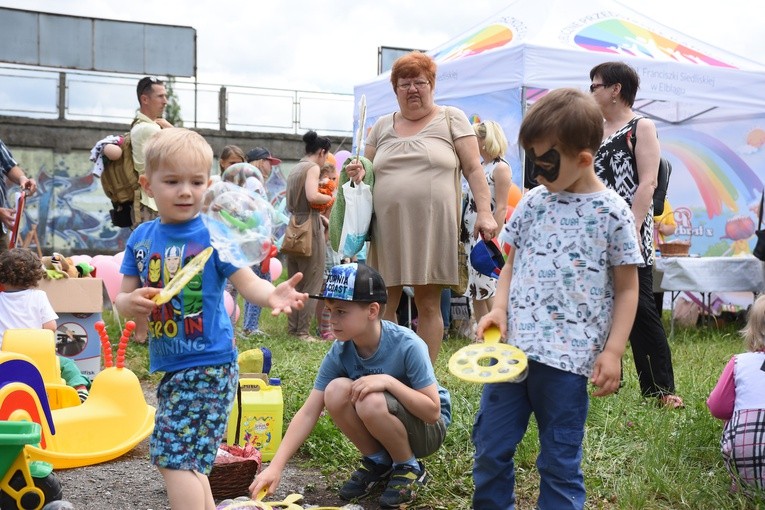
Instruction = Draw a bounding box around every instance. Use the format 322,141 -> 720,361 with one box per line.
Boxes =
202,182 -> 274,267
221,163 -> 266,198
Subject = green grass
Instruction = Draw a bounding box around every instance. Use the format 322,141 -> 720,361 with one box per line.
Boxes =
109,309 -> 765,509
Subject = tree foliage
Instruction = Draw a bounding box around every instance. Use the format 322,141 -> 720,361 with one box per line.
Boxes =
165,77 -> 183,127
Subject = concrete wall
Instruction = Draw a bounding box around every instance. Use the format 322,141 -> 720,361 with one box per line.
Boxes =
0,115 -> 349,255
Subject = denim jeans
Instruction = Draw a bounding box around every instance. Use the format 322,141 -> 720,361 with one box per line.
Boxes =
472,361 -> 589,510
440,288 -> 451,329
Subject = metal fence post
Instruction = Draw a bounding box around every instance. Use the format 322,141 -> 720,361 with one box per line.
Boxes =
293,90 -> 299,134
57,72 -> 66,120
218,86 -> 227,131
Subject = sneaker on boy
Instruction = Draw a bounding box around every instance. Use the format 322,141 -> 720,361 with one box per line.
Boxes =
379,461 -> 429,508
339,456 -> 393,500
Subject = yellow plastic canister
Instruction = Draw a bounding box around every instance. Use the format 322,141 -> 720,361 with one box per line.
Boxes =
226,377 -> 283,461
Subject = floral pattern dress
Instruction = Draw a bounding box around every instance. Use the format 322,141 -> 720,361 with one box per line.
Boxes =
594,116 -> 653,266
462,158 -> 502,300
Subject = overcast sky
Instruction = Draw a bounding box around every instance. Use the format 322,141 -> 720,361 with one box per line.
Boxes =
1,0 -> 762,95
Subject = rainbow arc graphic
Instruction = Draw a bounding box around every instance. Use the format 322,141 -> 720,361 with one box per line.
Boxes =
430,16 -> 735,69
574,19 -> 735,68
661,129 -> 762,218
432,24 -> 514,62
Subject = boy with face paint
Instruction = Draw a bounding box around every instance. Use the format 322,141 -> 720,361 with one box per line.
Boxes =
471,88 -> 643,510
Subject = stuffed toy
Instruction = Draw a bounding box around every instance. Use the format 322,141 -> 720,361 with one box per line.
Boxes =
41,253 -> 78,279
75,261 -> 95,277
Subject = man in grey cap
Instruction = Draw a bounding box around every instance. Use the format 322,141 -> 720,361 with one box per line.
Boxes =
246,147 -> 282,181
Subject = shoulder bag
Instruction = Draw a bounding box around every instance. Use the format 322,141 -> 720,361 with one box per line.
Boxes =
627,119 -> 672,215
280,214 -> 312,257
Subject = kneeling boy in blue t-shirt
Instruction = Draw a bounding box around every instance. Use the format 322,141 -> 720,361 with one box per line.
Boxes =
250,263 -> 451,509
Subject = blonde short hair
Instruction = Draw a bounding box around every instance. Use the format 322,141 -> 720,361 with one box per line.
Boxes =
474,120 -> 508,161
144,128 -> 213,178
741,294 -> 765,352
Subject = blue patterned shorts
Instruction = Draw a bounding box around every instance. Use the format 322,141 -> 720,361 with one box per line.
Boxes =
150,362 -> 238,475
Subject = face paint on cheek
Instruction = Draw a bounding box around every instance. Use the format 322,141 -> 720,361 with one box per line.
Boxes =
529,147 -> 561,183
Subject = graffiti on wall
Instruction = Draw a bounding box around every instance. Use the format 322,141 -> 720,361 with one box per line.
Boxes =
11,149 -> 130,254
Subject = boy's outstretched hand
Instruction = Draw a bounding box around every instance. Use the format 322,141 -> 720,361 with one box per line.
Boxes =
268,272 -> 308,315
590,350 -> 621,397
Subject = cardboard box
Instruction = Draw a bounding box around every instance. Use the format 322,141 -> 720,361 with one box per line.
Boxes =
37,278 -> 105,379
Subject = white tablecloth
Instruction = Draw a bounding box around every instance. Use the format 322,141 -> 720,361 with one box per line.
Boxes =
654,256 -> 765,336
655,256 -> 765,293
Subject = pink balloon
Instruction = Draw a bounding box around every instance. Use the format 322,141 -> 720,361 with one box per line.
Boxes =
91,254 -> 112,266
224,291 -> 235,317
335,150 -> 352,169
269,257 -> 283,281
113,251 -> 125,266
91,257 -> 121,303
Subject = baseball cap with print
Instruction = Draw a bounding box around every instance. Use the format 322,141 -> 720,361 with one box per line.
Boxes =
246,147 -> 282,165
470,239 -> 505,279
312,263 -> 387,303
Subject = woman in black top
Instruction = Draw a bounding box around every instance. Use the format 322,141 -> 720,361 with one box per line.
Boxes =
590,61 -> 683,409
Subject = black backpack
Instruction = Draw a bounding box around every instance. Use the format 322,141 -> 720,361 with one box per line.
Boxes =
627,121 -> 672,216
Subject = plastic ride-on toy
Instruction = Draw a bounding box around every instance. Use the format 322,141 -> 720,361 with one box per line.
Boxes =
0,420 -> 63,510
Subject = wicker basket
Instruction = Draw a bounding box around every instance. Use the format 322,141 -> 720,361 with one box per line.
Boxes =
657,208 -> 692,257
209,458 -> 260,500
659,240 -> 691,257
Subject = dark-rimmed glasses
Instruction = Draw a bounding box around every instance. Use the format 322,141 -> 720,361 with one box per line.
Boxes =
397,80 -> 430,91
589,83 -> 607,93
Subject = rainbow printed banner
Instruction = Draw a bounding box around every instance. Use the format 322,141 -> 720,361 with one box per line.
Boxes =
660,122 -> 765,257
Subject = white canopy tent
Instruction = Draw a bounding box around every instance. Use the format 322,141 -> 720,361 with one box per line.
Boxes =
354,0 -> 765,258
357,0 -> 765,124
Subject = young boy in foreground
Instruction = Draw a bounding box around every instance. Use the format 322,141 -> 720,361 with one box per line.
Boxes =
250,263 -> 451,508
115,128 -> 307,510
472,88 -> 643,509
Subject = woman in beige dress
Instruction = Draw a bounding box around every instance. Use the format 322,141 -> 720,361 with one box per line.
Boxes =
346,52 -> 497,363
285,130 -> 333,340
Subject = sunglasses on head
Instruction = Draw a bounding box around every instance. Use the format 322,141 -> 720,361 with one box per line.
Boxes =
527,147 -> 561,183
138,76 -> 162,96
